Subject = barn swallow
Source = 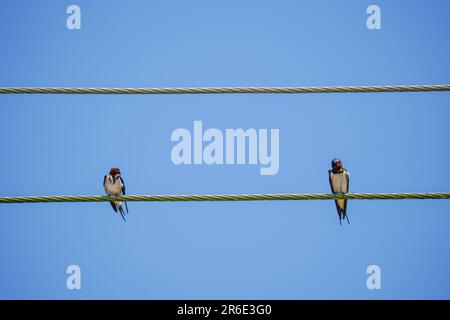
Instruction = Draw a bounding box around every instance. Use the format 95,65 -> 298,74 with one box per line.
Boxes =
103,167 -> 129,221
328,159 -> 350,225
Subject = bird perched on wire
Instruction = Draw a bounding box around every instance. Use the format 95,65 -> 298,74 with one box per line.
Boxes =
103,167 -> 129,221
328,159 -> 350,225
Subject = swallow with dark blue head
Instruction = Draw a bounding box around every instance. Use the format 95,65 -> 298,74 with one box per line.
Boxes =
328,159 -> 350,225
103,167 -> 129,221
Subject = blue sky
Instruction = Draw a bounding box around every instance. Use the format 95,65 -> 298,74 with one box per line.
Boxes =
0,0 -> 449,299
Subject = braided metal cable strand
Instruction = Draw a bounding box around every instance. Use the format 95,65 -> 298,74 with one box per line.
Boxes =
0,84 -> 450,95
0,192 -> 449,204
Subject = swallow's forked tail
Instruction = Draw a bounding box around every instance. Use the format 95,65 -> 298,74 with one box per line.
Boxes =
110,201 -> 127,221
344,213 -> 350,224
334,200 -> 344,226
118,204 -> 126,221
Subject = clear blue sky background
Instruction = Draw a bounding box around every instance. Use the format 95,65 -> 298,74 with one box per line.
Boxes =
0,0 -> 449,299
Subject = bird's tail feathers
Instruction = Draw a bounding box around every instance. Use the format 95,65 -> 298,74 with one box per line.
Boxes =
344,213 -> 350,224
117,203 -> 126,221
112,201 -> 127,221
109,201 -> 118,213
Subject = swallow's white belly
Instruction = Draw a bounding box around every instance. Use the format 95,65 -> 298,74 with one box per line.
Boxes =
330,172 -> 348,193
104,180 -> 122,196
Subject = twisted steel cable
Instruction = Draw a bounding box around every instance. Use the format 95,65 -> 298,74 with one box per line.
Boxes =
0,84 -> 449,95
0,192 -> 449,204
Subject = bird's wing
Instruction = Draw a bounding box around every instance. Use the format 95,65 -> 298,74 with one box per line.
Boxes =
119,176 -> 126,195
103,175 -> 107,190
345,170 -> 350,193
119,176 -> 129,214
328,170 -> 335,193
